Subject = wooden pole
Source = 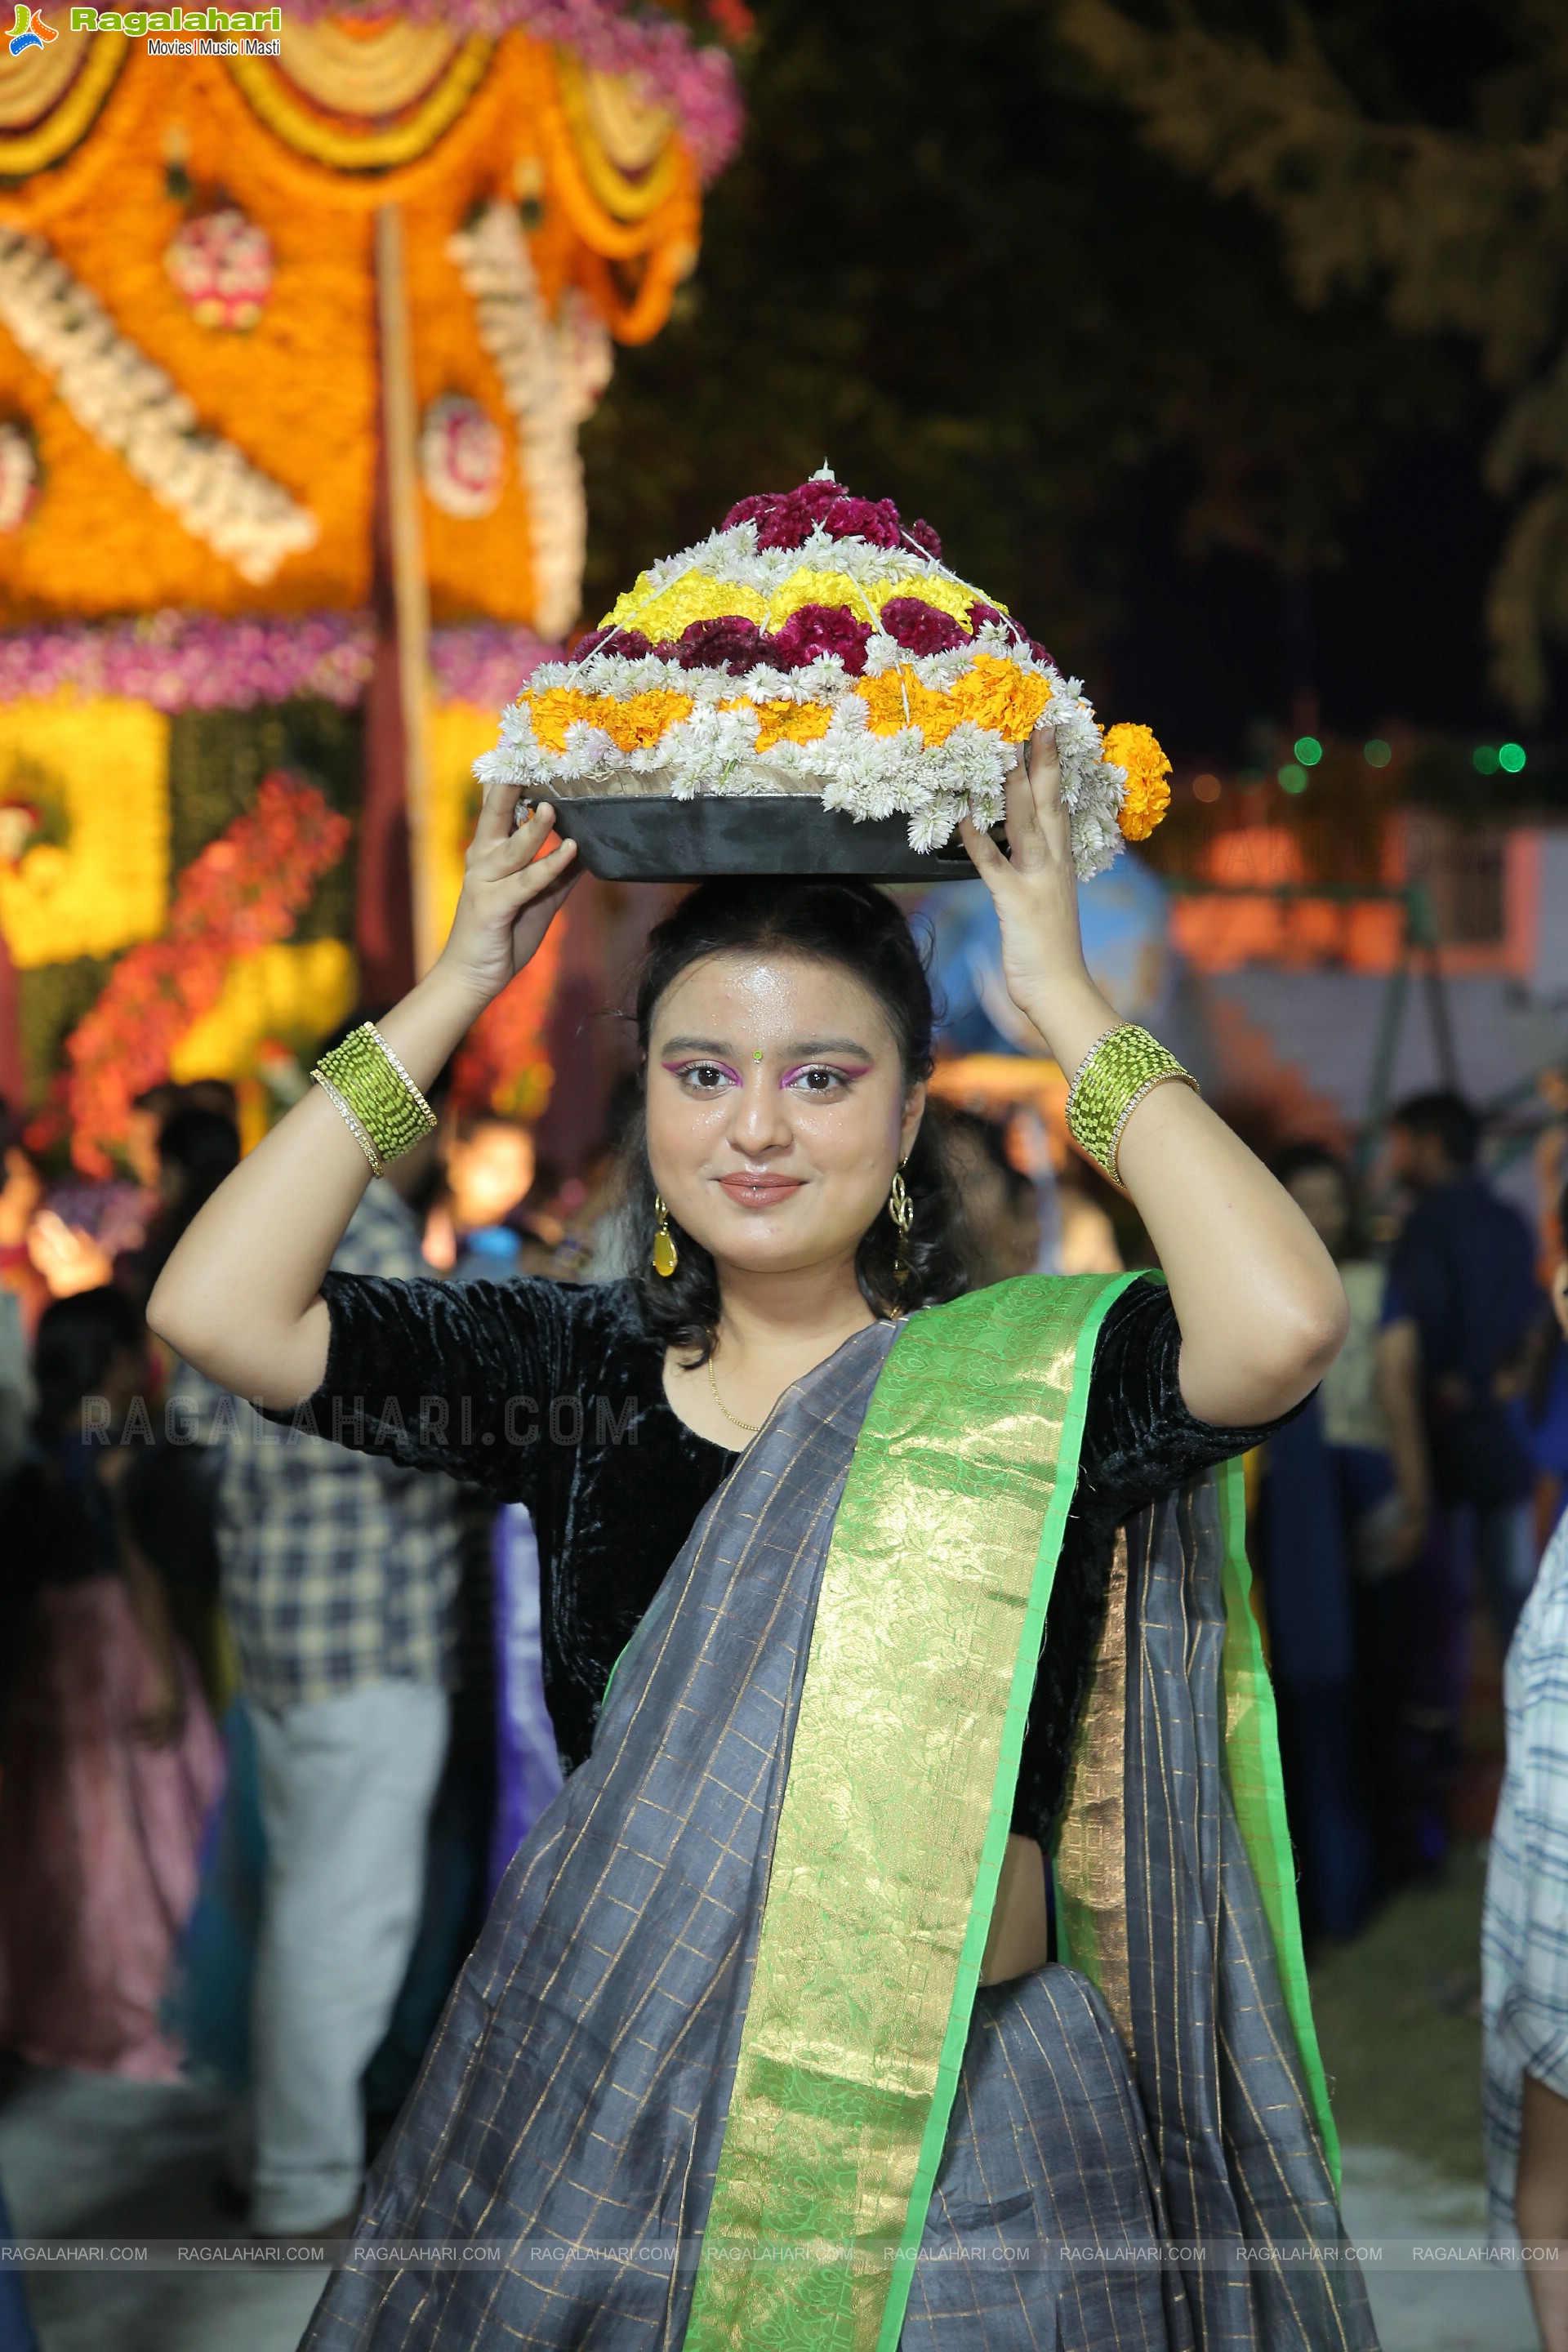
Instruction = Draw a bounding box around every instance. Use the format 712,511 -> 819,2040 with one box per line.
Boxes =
374,203 -> 437,977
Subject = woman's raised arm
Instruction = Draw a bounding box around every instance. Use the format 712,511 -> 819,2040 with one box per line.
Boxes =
960,742 -> 1347,1428
146,791 -> 576,1408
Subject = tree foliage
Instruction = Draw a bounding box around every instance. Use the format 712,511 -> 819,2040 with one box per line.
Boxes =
581,0 -> 1467,710
1059,0 -> 1568,716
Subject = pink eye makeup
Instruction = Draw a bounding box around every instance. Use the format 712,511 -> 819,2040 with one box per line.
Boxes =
780,1062 -> 872,1093
662,1058 -> 742,1089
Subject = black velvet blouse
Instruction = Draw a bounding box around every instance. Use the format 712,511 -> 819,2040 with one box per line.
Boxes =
291,1272 -> 1279,1848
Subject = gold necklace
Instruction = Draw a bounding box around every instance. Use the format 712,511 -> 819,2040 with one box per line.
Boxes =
706,1349 -> 760,1436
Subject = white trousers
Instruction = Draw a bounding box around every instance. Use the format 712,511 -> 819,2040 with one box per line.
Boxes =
249,1679 -> 449,2233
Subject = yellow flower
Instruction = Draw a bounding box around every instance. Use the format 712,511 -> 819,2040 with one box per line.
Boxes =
746,700 -> 834,750
527,685 -> 693,754
856,656 -> 1048,744
1102,722 -> 1171,841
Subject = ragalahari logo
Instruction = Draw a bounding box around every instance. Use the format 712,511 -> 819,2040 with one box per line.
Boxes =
7,6 -> 58,53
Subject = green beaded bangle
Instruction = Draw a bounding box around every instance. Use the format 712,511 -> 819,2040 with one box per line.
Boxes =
1066,1022 -> 1198,1188
312,1022 -> 437,1176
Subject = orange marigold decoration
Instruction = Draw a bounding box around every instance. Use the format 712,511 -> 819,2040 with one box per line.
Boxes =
58,771 -> 350,1176
1103,722 -> 1172,842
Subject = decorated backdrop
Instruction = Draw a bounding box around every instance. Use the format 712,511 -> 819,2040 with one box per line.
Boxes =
0,2 -> 742,1165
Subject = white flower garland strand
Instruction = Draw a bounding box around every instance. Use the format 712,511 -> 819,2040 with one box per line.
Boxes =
448,203 -> 614,642
0,229 -> 318,586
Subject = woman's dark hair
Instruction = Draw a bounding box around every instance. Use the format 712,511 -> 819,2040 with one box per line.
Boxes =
33,1285 -> 145,1440
621,879 -> 969,1359
136,1104 -> 242,1293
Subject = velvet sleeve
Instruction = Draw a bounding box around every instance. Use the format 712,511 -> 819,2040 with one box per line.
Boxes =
276,1272 -> 585,1507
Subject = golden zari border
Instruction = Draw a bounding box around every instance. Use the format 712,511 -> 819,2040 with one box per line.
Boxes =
1052,1524 -> 1133,2053
684,1272 -> 1135,2352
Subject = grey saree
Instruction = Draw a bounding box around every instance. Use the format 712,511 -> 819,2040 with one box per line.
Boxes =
301,1276 -> 1376,2352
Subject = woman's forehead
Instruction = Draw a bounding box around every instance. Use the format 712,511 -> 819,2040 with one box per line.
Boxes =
651,950 -> 896,1045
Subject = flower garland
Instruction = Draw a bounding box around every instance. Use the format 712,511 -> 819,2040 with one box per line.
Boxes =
55,770 -> 350,1176
0,610 -> 376,710
421,393 -> 507,519
448,201 -> 614,639
286,0 -> 746,184
0,227 -> 318,586
479,470 -> 1171,877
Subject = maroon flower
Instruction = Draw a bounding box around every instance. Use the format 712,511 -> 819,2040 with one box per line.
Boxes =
768,604 -> 872,675
879,597 -> 967,656
675,615 -> 765,673
818,494 -> 899,547
905,516 -> 942,559
574,624 -> 652,660
721,492 -> 776,530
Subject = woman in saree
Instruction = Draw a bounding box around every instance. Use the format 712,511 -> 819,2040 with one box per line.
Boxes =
149,735 -> 1376,2351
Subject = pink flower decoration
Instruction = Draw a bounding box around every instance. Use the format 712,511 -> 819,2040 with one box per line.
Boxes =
575,625 -> 652,660
768,604 -> 871,675
905,517 -> 942,559
879,597 -> 966,655
163,207 -> 274,332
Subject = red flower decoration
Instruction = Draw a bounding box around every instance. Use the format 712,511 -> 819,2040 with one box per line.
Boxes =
576,626 -> 653,659
905,517 -> 942,559
768,604 -> 872,674
675,615 -> 765,672
821,495 -> 901,548
57,773 -> 350,1178
722,479 -> 945,559
879,597 -> 968,655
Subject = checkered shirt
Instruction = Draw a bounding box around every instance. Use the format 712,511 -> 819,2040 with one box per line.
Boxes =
216,1187 -> 462,1711
1483,1503 -> 1568,2237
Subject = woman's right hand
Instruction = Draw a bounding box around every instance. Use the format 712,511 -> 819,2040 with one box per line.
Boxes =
434,787 -> 578,1012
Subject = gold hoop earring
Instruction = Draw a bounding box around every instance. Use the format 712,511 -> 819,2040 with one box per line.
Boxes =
888,1165 -> 914,1287
652,1192 -> 679,1278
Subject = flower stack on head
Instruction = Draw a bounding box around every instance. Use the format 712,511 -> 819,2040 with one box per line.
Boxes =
479,467 -> 1171,880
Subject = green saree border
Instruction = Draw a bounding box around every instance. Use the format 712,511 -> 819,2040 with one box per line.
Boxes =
683,1272 -> 1136,2352
874,1272 -> 1137,2352
1216,1455 -> 1340,2187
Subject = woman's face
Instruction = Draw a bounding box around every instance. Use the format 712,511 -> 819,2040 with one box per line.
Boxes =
644,951 -> 924,1283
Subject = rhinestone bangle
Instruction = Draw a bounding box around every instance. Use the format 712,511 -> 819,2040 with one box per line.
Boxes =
311,1022 -> 438,1174
1066,1022 -> 1198,1188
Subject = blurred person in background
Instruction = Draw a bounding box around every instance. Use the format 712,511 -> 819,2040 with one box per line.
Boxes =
0,1287 -> 222,2078
1256,1144 -> 1388,1941
1482,1178 -> 1568,2348
941,1108 -> 1042,1285
123,1101 -> 242,1307
0,1107 -> 48,1342
424,1112 -> 536,1285
213,1017 -> 461,2238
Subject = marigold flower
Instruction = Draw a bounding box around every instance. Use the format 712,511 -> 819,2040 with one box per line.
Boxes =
1103,722 -> 1171,841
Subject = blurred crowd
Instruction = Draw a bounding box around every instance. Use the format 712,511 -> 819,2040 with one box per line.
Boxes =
1,1044 -> 1566,2291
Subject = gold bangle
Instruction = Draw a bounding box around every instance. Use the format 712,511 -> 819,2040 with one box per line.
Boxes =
311,1022 -> 438,1171
1066,1022 -> 1198,1187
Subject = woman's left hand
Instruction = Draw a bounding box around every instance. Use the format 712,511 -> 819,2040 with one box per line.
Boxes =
958,728 -> 1120,1076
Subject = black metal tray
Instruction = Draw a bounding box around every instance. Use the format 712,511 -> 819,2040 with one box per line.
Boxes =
546,794 -> 980,883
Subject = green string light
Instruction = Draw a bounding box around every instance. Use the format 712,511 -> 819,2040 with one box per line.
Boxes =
1499,742 -> 1527,773
1364,739 -> 1392,768
1278,764 -> 1308,795
1293,735 -> 1323,767
1472,745 -> 1500,774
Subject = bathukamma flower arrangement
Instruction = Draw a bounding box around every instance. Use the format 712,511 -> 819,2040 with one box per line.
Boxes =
478,467 -> 1171,880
